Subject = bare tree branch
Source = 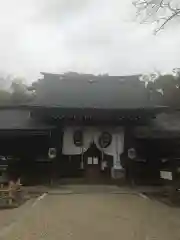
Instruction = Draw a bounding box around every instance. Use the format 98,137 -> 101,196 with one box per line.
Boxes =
167,2 -> 178,12
155,8 -> 180,33
133,0 -> 180,33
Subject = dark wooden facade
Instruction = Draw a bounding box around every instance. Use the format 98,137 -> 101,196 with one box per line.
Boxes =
0,72 -> 177,185
0,106 -> 168,185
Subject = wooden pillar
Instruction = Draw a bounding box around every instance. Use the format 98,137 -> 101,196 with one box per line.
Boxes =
124,125 -> 136,152
49,127 -> 63,183
123,125 -> 136,183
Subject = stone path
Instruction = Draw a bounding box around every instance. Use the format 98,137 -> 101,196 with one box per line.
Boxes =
0,186 -> 180,239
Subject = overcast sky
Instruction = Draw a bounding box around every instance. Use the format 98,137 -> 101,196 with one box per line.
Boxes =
0,0 -> 179,82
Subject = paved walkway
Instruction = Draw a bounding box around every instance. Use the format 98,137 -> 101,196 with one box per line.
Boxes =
0,186 -> 180,239
23,184 -> 163,195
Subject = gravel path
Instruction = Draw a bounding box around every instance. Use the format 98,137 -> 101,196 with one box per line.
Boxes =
0,188 -> 180,239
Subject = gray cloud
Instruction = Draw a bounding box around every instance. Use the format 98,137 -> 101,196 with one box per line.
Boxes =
32,0 -> 92,25
0,0 -> 179,82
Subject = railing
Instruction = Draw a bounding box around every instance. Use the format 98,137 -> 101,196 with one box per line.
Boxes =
0,178 -> 23,207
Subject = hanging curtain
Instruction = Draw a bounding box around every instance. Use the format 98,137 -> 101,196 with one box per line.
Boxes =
62,126 -> 124,169
94,127 -> 124,169
62,127 -> 93,155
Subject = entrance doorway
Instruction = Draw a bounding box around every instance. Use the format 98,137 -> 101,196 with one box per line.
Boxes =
84,143 -> 102,181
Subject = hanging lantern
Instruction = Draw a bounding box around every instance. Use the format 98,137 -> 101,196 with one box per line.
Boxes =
48,148 -> 57,159
128,148 -> 136,160
73,130 -> 83,147
99,132 -> 112,148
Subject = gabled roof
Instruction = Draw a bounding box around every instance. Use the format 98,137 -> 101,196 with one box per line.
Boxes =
0,109 -> 54,131
152,112 -> 180,132
30,72 -> 156,110
134,112 -> 180,138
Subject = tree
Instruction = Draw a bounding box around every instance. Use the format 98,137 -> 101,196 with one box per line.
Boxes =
10,78 -> 35,104
0,90 -> 11,105
144,73 -> 180,107
133,0 -> 180,33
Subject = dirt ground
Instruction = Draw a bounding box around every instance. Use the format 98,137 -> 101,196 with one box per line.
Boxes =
0,186 -> 180,240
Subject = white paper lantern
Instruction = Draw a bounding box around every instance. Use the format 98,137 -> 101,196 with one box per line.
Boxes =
48,148 -> 57,159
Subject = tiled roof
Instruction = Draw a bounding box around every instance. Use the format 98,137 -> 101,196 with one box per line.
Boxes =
31,72 -> 153,109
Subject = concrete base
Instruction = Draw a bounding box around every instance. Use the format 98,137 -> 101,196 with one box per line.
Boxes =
111,168 -> 125,179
